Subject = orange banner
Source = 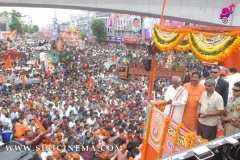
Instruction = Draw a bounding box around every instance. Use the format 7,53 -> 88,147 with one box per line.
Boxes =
35,117 -> 46,132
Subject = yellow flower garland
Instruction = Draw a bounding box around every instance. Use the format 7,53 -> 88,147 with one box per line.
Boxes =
191,33 -> 233,53
141,106 -> 153,160
153,31 -> 186,52
175,43 -> 191,52
185,132 -> 196,149
154,24 -> 240,37
152,25 -> 240,62
172,123 -> 184,154
188,34 -> 240,62
158,116 -> 171,158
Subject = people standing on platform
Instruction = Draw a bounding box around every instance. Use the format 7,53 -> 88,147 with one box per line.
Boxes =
221,81 -> 240,136
182,72 -> 205,132
210,66 -> 229,107
163,76 -> 188,123
197,79 -> 224,141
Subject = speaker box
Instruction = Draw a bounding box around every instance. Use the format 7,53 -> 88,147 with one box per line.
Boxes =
142,57 -> 152,71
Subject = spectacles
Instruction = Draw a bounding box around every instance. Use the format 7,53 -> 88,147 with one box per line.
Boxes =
232,89 -> 240,92
211,71 -> 219,74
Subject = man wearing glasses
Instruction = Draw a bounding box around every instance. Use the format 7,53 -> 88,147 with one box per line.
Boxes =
210,66 -> 229,107
221,81 -> 240,136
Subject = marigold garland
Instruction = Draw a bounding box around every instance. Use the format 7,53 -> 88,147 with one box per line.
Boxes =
141,106 -> 153,160
188,34 -> 240,62
153,29 -> 186,52
185,132 -> 196,149
152,25 -> 240,62
190,33 -> 236,54
154,24 -> 240,37
172,123 -> 184,154
158,116 -> 171,158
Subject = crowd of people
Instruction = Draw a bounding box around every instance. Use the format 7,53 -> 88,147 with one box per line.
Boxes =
0,38 -> 240,160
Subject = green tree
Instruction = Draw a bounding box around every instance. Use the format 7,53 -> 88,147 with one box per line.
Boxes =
8,10 -> 23,33
80,30 -> 87,40
91,19 -> 106,42
32,25 -> 39,33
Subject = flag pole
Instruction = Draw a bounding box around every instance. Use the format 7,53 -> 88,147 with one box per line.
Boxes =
142,1 -> 167,159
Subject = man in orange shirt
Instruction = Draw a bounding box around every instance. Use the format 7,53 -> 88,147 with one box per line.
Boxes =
182,72 -> 205,131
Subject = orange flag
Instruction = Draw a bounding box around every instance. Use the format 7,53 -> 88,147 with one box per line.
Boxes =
35,116 -> 46,132
21,74 -> 26,84
15,124 -> 27,140
4,55 -> 12,70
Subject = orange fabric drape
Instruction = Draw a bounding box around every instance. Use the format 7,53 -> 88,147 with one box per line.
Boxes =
219,51 -> 240,71
15,124 -> 27,140
35,117 -> 46,132
4,55 -> 12,70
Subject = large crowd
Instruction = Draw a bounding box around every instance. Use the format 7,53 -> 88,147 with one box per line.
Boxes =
0,39 -> 240,160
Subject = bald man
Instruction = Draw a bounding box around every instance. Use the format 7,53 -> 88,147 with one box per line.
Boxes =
164,76 -> 188,123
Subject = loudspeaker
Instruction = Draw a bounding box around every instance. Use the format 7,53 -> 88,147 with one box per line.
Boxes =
145,41 -> 154,55
142,57 -> 152,71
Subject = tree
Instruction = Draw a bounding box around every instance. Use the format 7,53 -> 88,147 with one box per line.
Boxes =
91,19 -> 106,42
8,10 -> 23,33
80,30 -> 87,40
32,25 -> 39,33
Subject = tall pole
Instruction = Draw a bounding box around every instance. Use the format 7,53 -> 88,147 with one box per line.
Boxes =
142,0 -> 167,160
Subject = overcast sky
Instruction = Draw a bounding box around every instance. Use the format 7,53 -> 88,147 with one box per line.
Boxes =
0,7 -> 82,28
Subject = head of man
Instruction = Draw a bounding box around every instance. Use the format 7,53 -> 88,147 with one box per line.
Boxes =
133,18 -> 139,28
191,72 -> 201,85
210,66 -> 220,79
233,81 -> 240,97
204,79 -> 216,93
25,130 -> 33,138
172,76 -> 181,89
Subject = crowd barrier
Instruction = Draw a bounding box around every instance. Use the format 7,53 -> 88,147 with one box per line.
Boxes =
142,101 -> 208,160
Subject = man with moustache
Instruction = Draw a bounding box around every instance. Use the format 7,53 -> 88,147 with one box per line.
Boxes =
182,72 -> 205,131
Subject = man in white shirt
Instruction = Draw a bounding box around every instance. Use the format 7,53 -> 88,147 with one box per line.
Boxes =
164,76 -> 188,123
86,113 -> 95,126
39,50 -> 48,72
197,79 -> 224,141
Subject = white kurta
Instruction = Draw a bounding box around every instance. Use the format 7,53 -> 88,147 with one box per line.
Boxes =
164,85 -> 188,123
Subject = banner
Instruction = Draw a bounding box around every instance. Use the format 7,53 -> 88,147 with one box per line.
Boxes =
161,121 -> 189,157
148,108 -> 166,152
131,16 -> 141,32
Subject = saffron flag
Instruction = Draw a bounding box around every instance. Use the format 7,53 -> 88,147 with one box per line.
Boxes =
4,55 -> 12,70
21,75 -> 26,84
35,116 -> 46,132
15,124 -> 27,140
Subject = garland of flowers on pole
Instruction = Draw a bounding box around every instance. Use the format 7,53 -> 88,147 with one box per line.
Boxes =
141,106 -> 153,160
152,24 -> 240,62
158,116 -> 171,158
185,132 -> 196,149
172,123 -> 184,154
